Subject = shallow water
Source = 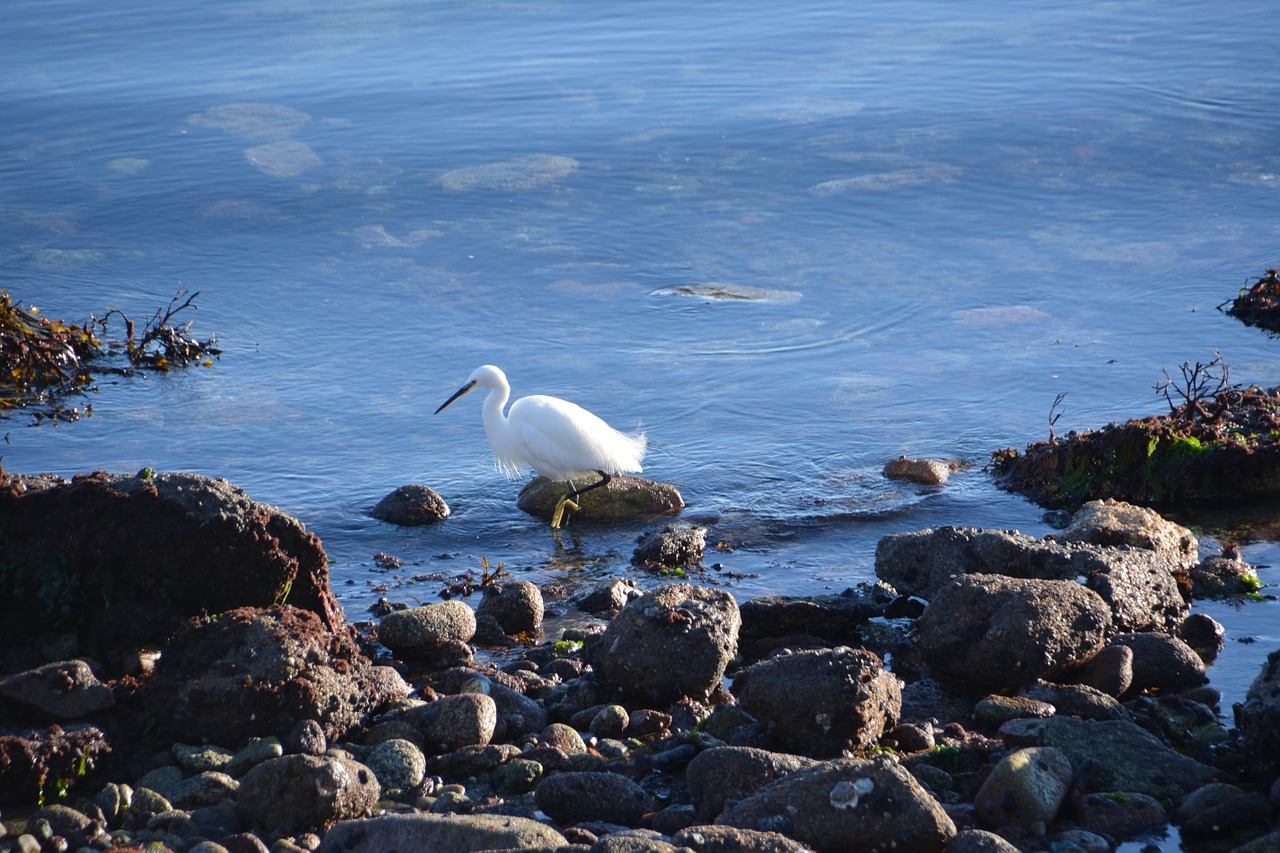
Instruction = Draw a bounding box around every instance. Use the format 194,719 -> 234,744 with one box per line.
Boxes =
4,0 -> 1280,717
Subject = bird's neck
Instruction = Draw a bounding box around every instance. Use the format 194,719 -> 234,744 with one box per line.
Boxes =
481,385 -> 509,437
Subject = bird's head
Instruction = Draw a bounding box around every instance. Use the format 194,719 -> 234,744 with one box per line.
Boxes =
435,364 -> 506,414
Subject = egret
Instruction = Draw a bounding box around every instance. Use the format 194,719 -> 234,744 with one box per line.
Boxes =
434,365 -> 647,528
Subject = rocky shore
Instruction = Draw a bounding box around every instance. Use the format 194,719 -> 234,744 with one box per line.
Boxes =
0,471 -> 1278,853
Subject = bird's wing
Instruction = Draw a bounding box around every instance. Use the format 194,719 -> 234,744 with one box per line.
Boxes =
511,395 -> 644,479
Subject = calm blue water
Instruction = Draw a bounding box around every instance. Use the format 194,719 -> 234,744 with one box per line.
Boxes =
3,0 -> 1279,724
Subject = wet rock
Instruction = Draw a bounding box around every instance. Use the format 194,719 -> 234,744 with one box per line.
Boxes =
1178,782 -> 1248,823
379,600 -> 477,657
0,723 -> 109,805
576,578 -> 642,615
535,770 -> 653,826
476,581 -> 544,635
1180,613 -> 1226,664
1073,791 -> 1169,839
632,524 -> 707,567
146,605 -> 409,743
0,471 -> 340,673
736,585 -> 897,663
317,812 -> 568,852
410,693 -> 497,752
717,756 -> 955,853
518,474 -> 683,525
913,574 -> 1111,695
585,583 -> 740,704
686,746 -> 818,822
1037,715 -> 1220,800
733,646 -> 901,757
883,456 -> 954,485
1189,556 -> 1260,598
1235,648 -> 1280,765
1054,499 -> 1198,570
672,824 -> 814,853
0,660 -> 115,720
1106,632 -> 1206,696
237,754 -> 379,839
370,484 -> 449,525
973,746 -> 1073,829
1060,643 -> 1133,697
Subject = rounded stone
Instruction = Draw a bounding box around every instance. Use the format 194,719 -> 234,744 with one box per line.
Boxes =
379,601 -> 476,656
534,771 -> 652,826
476,581 -> 544,635
371,484 -> 449,526
366,738 -> 426,799
973,747 -> 1074,829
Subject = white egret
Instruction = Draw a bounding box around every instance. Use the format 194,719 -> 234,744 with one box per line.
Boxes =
435,365 -> 647,528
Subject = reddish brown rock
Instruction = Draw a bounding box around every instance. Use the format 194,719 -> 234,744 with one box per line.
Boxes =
0,471 -> 340,674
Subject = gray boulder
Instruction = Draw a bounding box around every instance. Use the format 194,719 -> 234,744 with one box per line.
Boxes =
371,483 -> 449,525
379,600 -> 476,657
732,647 -> 901,757
1054,499 -> 1198,570
1036,715 -> 1221,800
632,524 -> 707,567
237,754 -> 380,838
1107,632 -> 1206,696
973,747 -> 1073,829
534,770 -> 653,826
913,574 -> 1111,695
1060,643 -> 1133,698
585,583 -> 740,703
476,581 -> 544,635
716,757 -> 954,853
875,527 -> 1186,633
0,660 -> 114,720
674,824 -> 815,852
686,746 -> 819,822
317,812 -> 568,852
408,693 -> 497,752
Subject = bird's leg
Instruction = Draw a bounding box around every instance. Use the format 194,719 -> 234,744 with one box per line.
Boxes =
551,478 -> 576,529
550,471 -> 611,529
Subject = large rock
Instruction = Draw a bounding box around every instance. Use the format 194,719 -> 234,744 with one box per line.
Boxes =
1236,648 -> 1280,765
379,600 -> 476,657
237,754 -> 380,838
585,584 -> 740,703
686,746 -> 818,822
717,757 -> 955,853
518,473 -> 684,524
534,770 -> 653,826
475,581 -> 543,635
0,660 -> 114,720
146,605 -> 410,743
408,693 -> 497,752
0,471 -> 340,673
733,647 -> 901,757
913,574 -> 1111,695
973,747 -> 1073,829
1025,715 -> 1221,800
875,526 -> 1186,633
317,812 -> 568,852
1054,499 -> 1199,570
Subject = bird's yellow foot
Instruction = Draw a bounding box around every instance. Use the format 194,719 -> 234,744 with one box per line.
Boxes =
551,495 -> 579,528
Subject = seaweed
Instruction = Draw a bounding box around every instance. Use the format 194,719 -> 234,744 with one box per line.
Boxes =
0,287 -> 220,424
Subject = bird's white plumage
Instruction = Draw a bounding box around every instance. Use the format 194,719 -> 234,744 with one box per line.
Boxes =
436,364 -> 646,482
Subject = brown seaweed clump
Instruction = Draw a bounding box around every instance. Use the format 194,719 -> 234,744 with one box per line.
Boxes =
992,385 -> 1280,507
1223,268 -> 1280,333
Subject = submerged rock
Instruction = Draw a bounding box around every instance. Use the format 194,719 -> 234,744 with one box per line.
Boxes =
371,484 -> 449,525
440,154 -> 578,191
518,473 -> 683,525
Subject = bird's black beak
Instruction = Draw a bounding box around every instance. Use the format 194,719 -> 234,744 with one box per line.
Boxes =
434,380 -> 476,414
